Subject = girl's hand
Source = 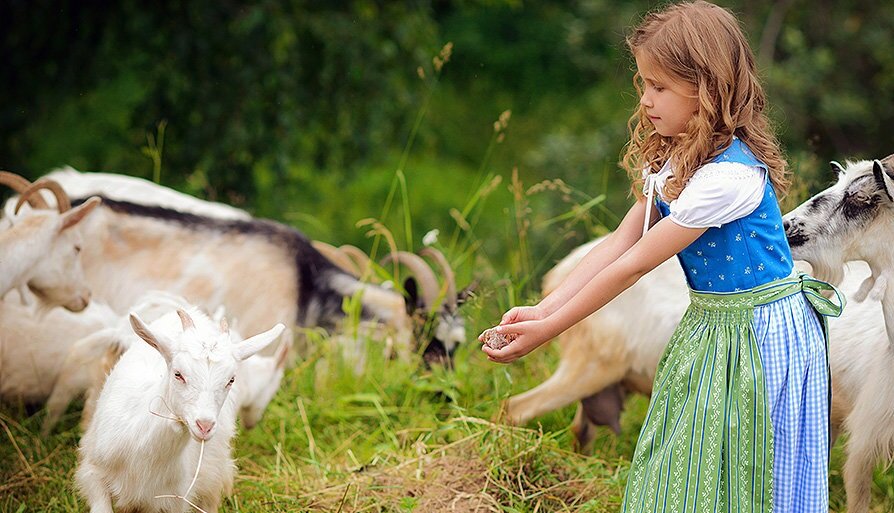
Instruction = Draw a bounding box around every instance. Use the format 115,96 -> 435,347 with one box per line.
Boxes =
481,319 -> 557,364
499,305 -> 545,326
477,304 -> 544,345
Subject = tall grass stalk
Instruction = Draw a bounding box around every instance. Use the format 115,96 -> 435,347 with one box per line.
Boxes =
142,119 -> 167,184
447,110 -> 511,256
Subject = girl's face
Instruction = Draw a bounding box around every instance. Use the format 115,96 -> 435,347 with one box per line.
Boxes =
635,54 -> 699,137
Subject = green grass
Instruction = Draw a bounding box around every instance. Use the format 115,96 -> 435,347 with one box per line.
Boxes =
3,325 -> 894,512
1,332 -> 627,512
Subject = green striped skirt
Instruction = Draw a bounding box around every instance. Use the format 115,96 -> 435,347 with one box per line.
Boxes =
621,273 -> 843,513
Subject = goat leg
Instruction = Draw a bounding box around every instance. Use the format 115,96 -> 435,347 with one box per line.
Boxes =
843,430 -> 876,513
868,273 -> 888,302
76,462 -> 115,513
571,384 -> 627,451
504,354 -> 626,426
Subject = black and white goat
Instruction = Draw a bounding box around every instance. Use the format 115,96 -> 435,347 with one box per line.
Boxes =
784,155 -> 894,513
14,169 -> 472,364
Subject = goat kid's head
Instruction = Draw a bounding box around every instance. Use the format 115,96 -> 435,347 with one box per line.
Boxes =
783,155 -> 894,284
2,175 -> 101,311
129,308 -> 284,441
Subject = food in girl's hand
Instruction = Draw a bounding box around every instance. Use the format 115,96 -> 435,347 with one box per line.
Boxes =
480,327 -> 517,350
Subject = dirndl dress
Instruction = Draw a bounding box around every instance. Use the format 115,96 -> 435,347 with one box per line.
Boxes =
625,137 -> 845,512
620,273 -> 843,513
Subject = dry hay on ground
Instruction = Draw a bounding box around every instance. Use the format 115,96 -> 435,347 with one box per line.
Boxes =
291,420 -> 615,512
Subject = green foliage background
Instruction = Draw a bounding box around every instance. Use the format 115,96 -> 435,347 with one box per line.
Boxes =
4,1 -> 892,277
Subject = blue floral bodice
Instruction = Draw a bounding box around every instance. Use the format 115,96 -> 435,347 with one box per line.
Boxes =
654,139 -> 793,292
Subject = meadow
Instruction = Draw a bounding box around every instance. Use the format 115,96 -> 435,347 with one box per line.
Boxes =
2,300 -> 894,512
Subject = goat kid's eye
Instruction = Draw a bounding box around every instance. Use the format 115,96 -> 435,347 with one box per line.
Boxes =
226,377 -> 235,388
174,371 -> 186,383
74,245 -> 82,254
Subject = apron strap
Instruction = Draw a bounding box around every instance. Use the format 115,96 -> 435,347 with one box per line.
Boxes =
641,173 -> 657,238
795,272 -> 843,456
798,272 -> 846,318
749,272 -> 846,317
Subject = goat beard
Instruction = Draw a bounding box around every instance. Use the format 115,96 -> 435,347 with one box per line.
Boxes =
795,246 -> 846,287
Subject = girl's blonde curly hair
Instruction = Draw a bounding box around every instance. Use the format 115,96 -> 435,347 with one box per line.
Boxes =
623,0 -> 788,201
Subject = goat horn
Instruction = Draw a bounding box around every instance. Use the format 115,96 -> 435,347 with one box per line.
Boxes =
14,178 -> 70,214
419,247 -> 457,310
0,171 -> 50,210
0,171 -> 33,193
176,309 -> 196,331
312,240 -> 361,277
380,251 -> 440,309
339,244 -> 373,276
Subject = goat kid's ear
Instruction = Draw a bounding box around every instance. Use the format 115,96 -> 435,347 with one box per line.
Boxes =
872,160 -> 894,202
129,313 -> 176,362
58,197 -> 101,233
234,323 -> 286,361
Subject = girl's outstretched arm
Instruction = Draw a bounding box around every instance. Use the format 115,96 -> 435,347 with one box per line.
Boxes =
499,197 -> 657,327
484,216 -> 706,363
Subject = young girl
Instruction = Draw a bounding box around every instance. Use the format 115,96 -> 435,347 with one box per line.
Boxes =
483,2 -> 843,512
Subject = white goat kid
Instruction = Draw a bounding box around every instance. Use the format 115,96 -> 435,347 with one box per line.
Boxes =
0,174 -> 101,310
76,307 -> 284,513
234,340 -> 289,429
784,156 -> 894,513
42,292 -> 291,434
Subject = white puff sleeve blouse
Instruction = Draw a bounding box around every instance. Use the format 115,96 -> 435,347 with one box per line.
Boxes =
648,161 -> 766,229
